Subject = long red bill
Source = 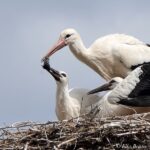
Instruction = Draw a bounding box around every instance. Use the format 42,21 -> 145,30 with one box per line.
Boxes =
42,39 -> 66,61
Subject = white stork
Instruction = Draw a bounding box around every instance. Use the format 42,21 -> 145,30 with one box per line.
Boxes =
42,60 -> 100,121
88,64 -> 150,117
42,28 -> 150,80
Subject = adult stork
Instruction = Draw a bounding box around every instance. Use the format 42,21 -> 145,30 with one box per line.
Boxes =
42,28 -> 150,80
42,60 -> 100,120
87,64 -> 150,117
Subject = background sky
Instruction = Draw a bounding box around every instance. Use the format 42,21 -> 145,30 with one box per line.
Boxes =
0,0 -> 150,126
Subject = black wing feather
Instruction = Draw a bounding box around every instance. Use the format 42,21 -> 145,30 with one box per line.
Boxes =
131,62 -> 150,70
117,64 -> 150,107
117,96 -> 150,107
146,44 -> 150,47
128,63 -> 150,98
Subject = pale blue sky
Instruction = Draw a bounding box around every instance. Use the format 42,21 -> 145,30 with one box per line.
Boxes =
0,0 -> 150,125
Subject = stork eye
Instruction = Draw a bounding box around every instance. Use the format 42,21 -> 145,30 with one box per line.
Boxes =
65,34 -> 71,39
61,73 -> 66,77
110,80 -> 115,84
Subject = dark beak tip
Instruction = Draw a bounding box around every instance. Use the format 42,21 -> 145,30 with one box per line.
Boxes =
42,61 -> 51,72
87,91 -> 92,95
41,56 -> 49,63
41,57 -> 47,63
41,58 -> 44,63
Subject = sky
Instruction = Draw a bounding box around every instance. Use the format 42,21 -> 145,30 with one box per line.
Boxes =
0,0 -> 150,126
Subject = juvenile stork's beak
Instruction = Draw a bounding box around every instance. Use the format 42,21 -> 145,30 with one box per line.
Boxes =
42,59 -> 61,81
49,67 -> 61,81
87,82 -> 111,95
42,38 -> 67,61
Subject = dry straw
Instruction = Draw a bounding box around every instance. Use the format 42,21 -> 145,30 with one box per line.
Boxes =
0,113 -> 150,149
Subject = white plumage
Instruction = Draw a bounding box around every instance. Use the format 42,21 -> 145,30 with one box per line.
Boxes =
88,64 -> 150,117
42,60 -> 100,120
42,28 -> 150,80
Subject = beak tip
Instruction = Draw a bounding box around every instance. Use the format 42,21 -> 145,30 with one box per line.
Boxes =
41,58 -> 50,71
41,56 -> 49,62
87,91 -> 92,95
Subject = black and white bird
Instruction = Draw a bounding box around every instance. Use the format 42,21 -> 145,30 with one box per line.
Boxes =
42,28 -> 150,80
88,64 -> 150,117
42,60 -> 101,120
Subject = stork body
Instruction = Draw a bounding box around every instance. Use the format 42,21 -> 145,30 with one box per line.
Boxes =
91,91 -> 138,118
42,60 -> 100,120
42,29 -> 150,80
88,64 -> 150,117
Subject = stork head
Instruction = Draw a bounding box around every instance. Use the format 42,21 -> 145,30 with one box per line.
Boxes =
42,28 -> 79,61
42,59 -> 69,86
87,77 -> 123,95
51,69 -> 69,87
54,70 -> 68,86
60,28 -> 80,45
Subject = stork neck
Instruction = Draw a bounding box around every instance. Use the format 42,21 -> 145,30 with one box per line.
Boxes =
56,84 -> 70,104
100,91 -> 117,109
69,39 -> 102,78
69,39 -> 87,59
98,91 -> 118,116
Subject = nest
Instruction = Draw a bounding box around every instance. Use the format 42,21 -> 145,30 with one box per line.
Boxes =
0,113 -> 150,150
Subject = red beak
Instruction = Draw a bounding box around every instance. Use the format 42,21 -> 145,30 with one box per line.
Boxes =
42,39 -> 66,61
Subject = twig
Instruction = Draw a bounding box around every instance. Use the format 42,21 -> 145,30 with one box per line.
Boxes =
57,137 -> 77,148
24,142 -> 29,150
0,112 -> 149,149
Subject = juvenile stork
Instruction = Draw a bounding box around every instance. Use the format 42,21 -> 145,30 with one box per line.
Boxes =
42,28 -> 150,80
42,60 -> 101,121
88,64 -> 150,117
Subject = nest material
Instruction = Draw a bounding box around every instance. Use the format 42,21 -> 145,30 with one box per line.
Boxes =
0,113 -> 150,150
